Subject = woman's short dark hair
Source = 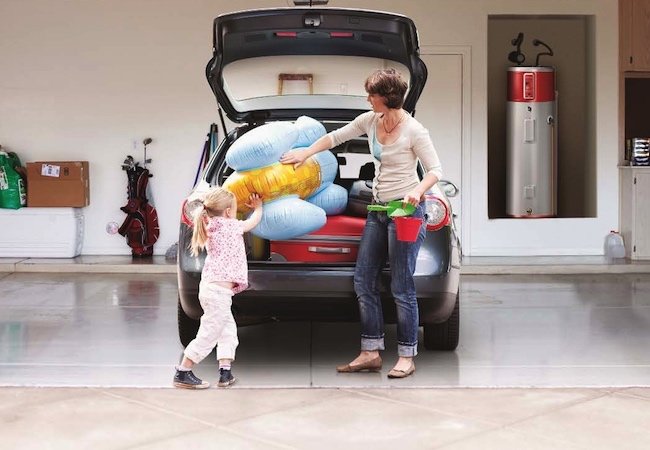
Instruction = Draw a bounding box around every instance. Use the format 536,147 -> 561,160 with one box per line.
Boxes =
364,68 -> 408,109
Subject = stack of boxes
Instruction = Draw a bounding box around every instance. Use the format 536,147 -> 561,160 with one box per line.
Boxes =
0,161 -> 89,257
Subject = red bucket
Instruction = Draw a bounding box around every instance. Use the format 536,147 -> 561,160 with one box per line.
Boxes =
394,216 -> 423,242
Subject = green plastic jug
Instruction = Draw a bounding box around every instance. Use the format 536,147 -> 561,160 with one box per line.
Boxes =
0,150 -> 27,209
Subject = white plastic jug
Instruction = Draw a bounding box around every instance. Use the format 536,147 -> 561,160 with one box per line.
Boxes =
604,231 -> 626,259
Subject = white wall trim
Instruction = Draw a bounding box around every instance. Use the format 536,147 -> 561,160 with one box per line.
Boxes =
470,247 -> 602,256
420,45 -> 472,254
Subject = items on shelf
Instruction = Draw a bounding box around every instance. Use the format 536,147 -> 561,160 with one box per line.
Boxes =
0,148 -> 27,209
626,138 -> 650,166
26,161 -> 90,207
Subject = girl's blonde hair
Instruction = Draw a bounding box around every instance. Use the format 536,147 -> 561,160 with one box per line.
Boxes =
190,187 -> 235,256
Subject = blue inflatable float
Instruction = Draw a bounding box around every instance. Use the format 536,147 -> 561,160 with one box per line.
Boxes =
221,116 -> 348,240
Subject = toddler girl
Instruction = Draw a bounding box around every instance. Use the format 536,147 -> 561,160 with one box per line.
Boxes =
174,188 -> 262,389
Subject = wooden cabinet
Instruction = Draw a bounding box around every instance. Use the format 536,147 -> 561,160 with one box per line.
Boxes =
620,167 -> 650,259
620,0 -> 650,71
619,2 -> 650,256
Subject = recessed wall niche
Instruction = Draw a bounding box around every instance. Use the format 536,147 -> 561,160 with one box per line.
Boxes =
625,76 -> 650,150
487,15 -> 597,219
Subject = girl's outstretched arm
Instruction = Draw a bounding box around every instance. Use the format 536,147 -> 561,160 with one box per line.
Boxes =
241,193 -> 263,232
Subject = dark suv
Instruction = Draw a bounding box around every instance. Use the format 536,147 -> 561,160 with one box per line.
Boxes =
177,7 -> 461,351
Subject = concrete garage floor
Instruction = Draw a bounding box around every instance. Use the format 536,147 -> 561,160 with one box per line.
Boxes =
2,263 -> 650,448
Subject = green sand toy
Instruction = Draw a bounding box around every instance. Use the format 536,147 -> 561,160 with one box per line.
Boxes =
367,200 -> 416,217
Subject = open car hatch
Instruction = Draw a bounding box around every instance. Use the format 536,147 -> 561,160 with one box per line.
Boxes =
206,7 -> 428,123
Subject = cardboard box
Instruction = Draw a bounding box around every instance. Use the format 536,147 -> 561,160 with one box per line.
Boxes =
26,161 -> 90,207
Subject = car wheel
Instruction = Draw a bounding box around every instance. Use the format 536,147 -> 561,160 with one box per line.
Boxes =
423,292 -> 459,351
177,297 -> 200,347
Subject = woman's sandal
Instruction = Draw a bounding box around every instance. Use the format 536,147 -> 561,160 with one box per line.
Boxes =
336,356 -> 382,373
387,362 -> 415,378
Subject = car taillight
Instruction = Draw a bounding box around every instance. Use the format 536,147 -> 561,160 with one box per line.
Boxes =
181,199 -> 203,227
424,195 -> 450,231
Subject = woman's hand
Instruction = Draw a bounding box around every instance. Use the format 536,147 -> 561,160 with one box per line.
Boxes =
402,191 -> 422,207
280,149 -> 309,168
245,193 -> 263,210
280,135 -> 333,168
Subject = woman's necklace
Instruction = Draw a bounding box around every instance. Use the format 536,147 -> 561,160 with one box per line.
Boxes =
382,112 -> 405,134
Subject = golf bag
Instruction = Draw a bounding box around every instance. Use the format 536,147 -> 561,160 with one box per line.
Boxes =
118,157 -> 159,256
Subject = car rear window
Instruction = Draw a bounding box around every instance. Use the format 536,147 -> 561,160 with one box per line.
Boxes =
222,56 -> 410,113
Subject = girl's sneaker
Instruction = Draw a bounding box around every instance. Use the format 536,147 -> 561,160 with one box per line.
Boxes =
218,368 -> 236,387
173,369 -> 210,389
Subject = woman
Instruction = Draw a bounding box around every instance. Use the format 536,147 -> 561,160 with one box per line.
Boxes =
280,68 -> 443,378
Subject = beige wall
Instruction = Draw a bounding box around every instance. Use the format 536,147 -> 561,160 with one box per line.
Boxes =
0,0 -> 619,255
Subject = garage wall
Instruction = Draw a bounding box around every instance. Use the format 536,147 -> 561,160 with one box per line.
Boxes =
0,0 -> 618,256
0,0 -> 282,255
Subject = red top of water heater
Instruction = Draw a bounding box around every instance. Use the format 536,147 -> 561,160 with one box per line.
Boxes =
507,66 -> 555,102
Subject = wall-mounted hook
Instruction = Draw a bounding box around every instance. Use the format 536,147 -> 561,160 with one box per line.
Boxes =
533,39 -> 554,66
508,32 -> 526,65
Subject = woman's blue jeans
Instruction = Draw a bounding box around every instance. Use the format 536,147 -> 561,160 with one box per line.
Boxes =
353,203 -> 426,357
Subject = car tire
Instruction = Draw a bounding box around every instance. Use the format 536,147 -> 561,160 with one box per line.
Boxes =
423,293 -> 459,351
177,298 -> 200,348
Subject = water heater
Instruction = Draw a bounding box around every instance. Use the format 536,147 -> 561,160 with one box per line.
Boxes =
506,66 -> 557,218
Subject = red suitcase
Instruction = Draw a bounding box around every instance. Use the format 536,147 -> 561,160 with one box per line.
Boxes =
270,215 -> 367,262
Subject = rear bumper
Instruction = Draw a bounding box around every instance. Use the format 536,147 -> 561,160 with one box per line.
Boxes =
177,224 -> 461,324
178,264 -> 459,324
